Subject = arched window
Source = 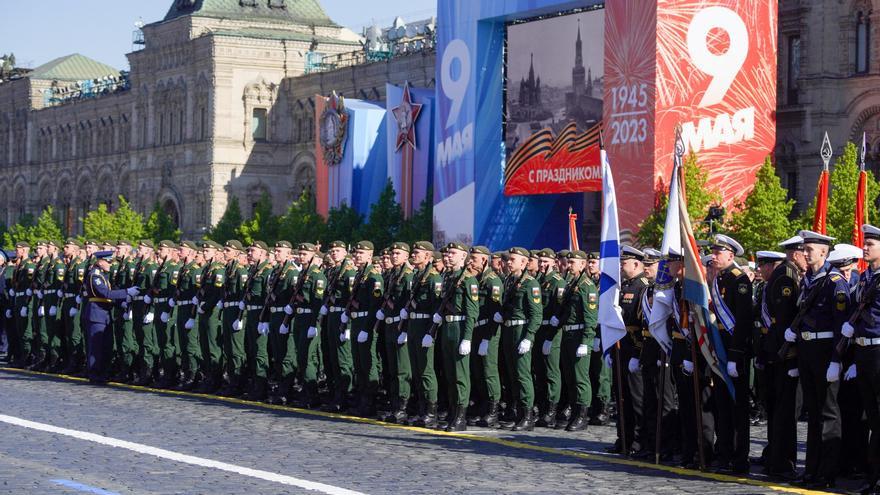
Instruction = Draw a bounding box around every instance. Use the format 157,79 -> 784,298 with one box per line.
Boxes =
856,11 -> 871,74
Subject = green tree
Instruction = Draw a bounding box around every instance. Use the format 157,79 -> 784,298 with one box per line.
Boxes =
82,203 -> 118,241
823,141 -> 880,242
322,203 -> 363,247
360,180 -> 403,251
3,208 -> 63,248
237,192 -> 279,245
399,192 -> 433,245
144,202 -> 181,243
113,196 -> 146,243
4,213 -> 35,249
278,189 -> 327,246
729,157 -> 794,255
638,152 -> 722,246
207,195 -> 243,243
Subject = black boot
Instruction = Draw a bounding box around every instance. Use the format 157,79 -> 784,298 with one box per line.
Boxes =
218,375 -> 239,397
384,398 -> 408,423
422,402 -> 438,428
131,364 -> 153,386
589,400 -> 609,426
536,402 -> 557,428
466,402 -> 481,426
512,407 -> 535,432
477,401 -> 500,428
27,352 -> 47,371
176,371 -> 196,391
47,355 -> 62,373
566,404 -> 588,431
445,406 -> 467,432
242,377 -> 268,401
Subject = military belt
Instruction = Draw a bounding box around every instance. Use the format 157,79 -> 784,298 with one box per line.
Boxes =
855,337 -> 880,346
504,319 -> 526,327
625,325 -> 640,333
269,307 -> 286,313
329,306 -> 345,312
154,298 -> 168,303
177,301 -> 193,306
800,331 -> 833,341
351,311 -> 369,318
672,331 -> 686,340
384,316 -> 401,324
474,318 -> 489,327
14,291 -> 25,297
89,297 -> 111,303
409,312 -> 431,319
541,319 -> 550,325
760,327 -> 769,335
563,324 -> 584,331
62,292 -> 75,298
223,301 -> 239,308
246,305 -> 262,311
445,315 -> 466,322
131,295 -> 145,301
641,330 -> 652,337
297,308 -> 312,314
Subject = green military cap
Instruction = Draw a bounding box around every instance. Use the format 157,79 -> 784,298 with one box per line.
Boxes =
158,240 -> 177,249
380,247 -> 391,256
539,248 -> 556,258
390,241 -> 410,252
116,239 -> 132,247
557,249 -> 570,258
355,240 -> 374,251
275,240 -> 293,249
500,252 -> 510,261
433,250 -> 443,260
567,250 -> 588,260
64,237 -> 79,246
529,249 -> 541,259
509,246 -> 530,257
35,239 -> 48,247
413,241 -> 434,252
446,241 -> 468,252
201,240 -> 222,250
138,239 -> 155,249
470,245 -> 490,256
588,251 -> 600,260
15,241 -> 30,248
328,240 -> 347,249
372,256 -> 381,264
224,239 -> 244,251
250,240 -> 269,251
179,240 -> 198,250
85,239 -> 99,246
491,251 -> 503,259
48,240 -> 63,249
298,242 -> 317,252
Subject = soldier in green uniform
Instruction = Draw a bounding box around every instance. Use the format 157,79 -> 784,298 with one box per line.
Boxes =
28,240 -> 51,370
535,248 -> 567,428
60,239 -> 88,374
556,250 -> 598,431
242,241 -> 272,401
218,240 -> 250,396
110,240 -> 137,381
587,251 -> 612,425
374,242 -> 413,422
344,241 -> 384,417
9,242 -> 35,367
44,240 -> 67,372
193,241 -> 226,393
466,245 -> 504,428
428,242 -> 478,432
147,241 -> 180,387
496,246 -> 542,431
264,241 -> 298,404
172,241 -> 202,390
130,241 -> 159,386
319,241 -> 357,412
286,242 -> 326,408
399,241 -> 442,426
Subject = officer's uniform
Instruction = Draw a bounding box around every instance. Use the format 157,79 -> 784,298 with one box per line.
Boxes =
467,245 -> 503,428
348,242 -> 384,416
854,225 -> 880,493
218,240 -> 249,395
174,242 -> 203,389
291,246 -> 327,407
534,249 -> 566,427
378,242 -> 414,422
10,245 -> 36,366
242,246 -> 272,400
83,252 -> 134,382
194,241 -> 226,392
131,246 -> 160,384
319,244 -> 356,410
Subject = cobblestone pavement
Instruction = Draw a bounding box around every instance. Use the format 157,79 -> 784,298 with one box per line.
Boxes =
0,369 -> 853,495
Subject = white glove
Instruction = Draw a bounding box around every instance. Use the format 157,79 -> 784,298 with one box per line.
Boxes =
432,313 -> 443,324
628,358 -> 641,374
307,326 -> 317,339
357,330 -> 369,343
727,361 -> 739,378
197,304 -> 205,314
184,318 -> 195,330
25,288 -> 32,296
69,307 -> 78,317
37,306 -> 45,317
257,322 -> 269,335
123,309 -> 132,321
542,340 -> 552,355
19,306 -> 27,317
592,337 -> 601,353
4,309 -> 10,318
826,362 -> 841,383
458,339 -> 471,355
683,360 -> 694,374
279,324 -> 289,335
604,355 -> 613,368
284,305 -> 293,315
399,308 -> 408,320
576,344 -> 589,358
787,368 -> 799,378
160,312 -> 170,323
319,305 -> 328,316
517,339 -> 532,355
493,312 -> 503,323
48,306 -> 57,316
126,287 -> 139,297
784,327 -> 796,343
397,332 -> 407,345
841,322 -> 855,338
237,300 -> 245,311
549,316 -> 560,327
144,294 -> 152,304
216,300 -> 223,309
376,309 -> 385,320
421,334 -> 434,347
845,364 -> 857,381
56,289 -> 63,298
168,298 -> 175,308
75,295 -> 82,305
7,289 -> 13,297
478,339 -> 489,356
36,290 -> 43,299
143,312 -> 155,324
122,301 -> 128,309
340,329 -> 350,342
191,296 -> 199,305
341,312 -> 350,324
231,319 -> 242,331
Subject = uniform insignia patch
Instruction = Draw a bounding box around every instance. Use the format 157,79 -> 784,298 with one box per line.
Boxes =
782,287 -> 792,296
731,268 -> 742,277
738,284 -> 748,294
532,287 -> 540,298
349,276 -> 355,287
557,287 -> 565,299
836,292 -> 847,311
588,293 -> 597,303
623,293 -> 634,302
589,303 -> 597,310
492,285 -> 500,302
435,282 -> 442,295
95,279 -> 102,286
470,284 -> 479,301
317,279 -> 325,289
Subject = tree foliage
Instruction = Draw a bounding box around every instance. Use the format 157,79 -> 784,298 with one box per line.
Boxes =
360,180 -> 403,250
207,196 -> 243,244
237,192 -> 279,245
826,142 -> 880,242
730,157 -> 794,255
3,208 -> 63,248
278,189 -> 327,247
144,202 -> 181,243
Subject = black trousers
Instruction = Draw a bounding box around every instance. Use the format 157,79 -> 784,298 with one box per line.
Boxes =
674,360 -> 715,465
613,345 -> 644,452
798,340 -> 841,480
641,358 -> 676,455
857,345 -> 880,481
765,360 -> 798,473
713,361 -> 750,469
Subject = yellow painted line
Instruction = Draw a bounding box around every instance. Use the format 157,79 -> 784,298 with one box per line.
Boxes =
0,367 -> 833,495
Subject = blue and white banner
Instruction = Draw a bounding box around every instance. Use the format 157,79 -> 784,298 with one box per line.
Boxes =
328,99 -> 387,216
598,149 -> 626,356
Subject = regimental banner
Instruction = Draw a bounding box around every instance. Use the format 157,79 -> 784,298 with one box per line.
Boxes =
503,122 -> 601,196
386,83 -> 435,218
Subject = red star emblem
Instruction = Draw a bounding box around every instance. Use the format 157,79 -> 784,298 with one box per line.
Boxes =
392,83 -> 423,151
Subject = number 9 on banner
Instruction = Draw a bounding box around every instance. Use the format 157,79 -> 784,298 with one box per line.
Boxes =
687,6 -> 748,108
441,39 -> 470,129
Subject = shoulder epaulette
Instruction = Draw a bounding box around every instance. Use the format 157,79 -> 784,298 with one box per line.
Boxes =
731,267 -> 743,277
830,273 -> 842,282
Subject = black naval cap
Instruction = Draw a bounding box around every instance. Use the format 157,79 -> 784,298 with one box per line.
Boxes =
94,250 -> 115,261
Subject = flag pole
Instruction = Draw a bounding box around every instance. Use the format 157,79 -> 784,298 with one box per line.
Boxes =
614,341 -> 628,457
655,348 -> 668,465
685,301 -> 706,471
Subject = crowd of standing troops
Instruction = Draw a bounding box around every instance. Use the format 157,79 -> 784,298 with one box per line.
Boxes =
2,227 -> 880,493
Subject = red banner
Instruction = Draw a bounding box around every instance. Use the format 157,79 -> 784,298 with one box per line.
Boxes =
812,169 -> 828,235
